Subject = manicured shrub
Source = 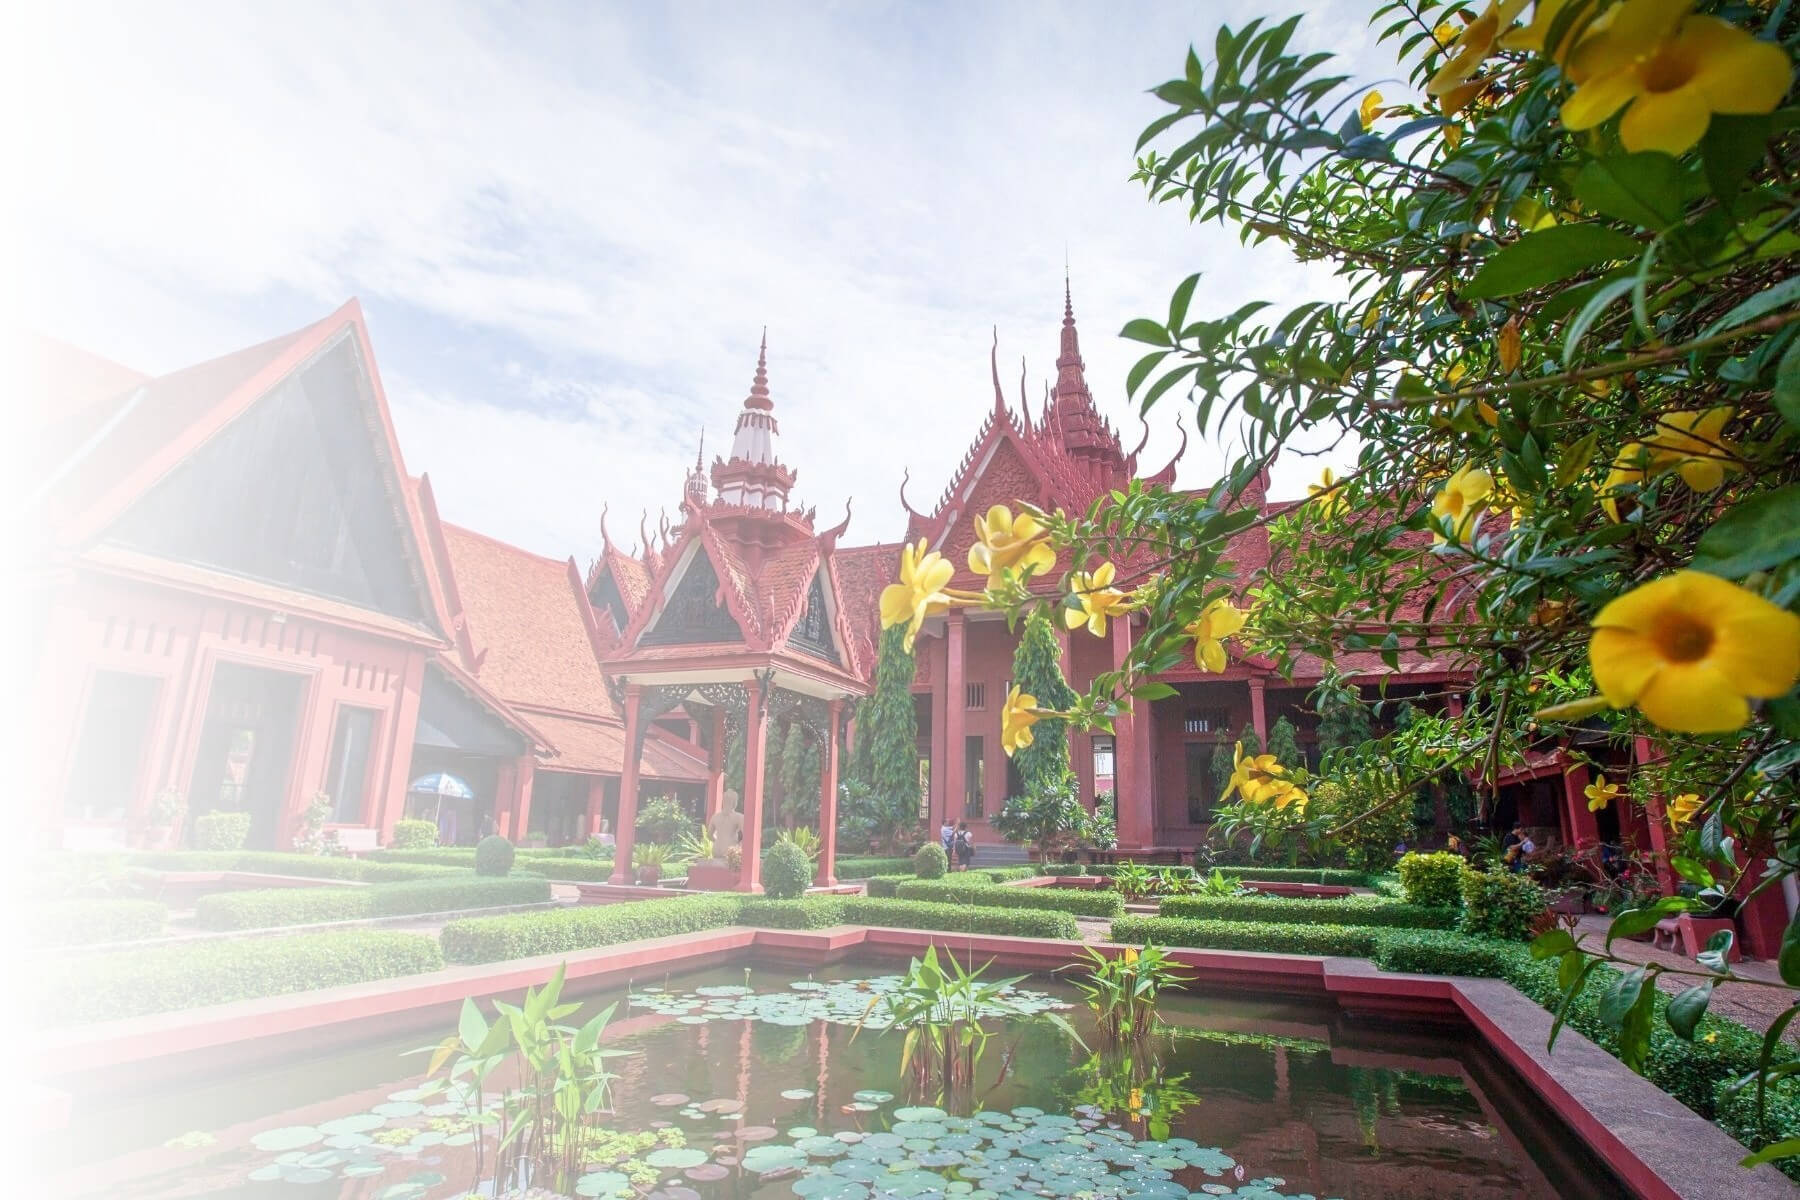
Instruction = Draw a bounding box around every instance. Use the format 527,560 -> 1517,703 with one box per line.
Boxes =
1157,894 -> 1456,930
474,835 -> 515,877
1714,1078 -> 1800,1182
517,858 -> 617,882
977,867 -> 1040,884
1369,930 -> 1520,977
36,930 -> 444,1025
28,898 -> 167,947
127,850 -> 457,883
193,811 -> 251,851
914,843 -> 948,879
733,895 -> 1081,938
1396,851 -> 1465,909
895,878 -> 1124,918
440,894 -> 744,963
763,840 -> 814,900
864,875 -> 909,898
1110,915 -> 1382,957
1039,863 -> 1375,886
834,856 -> 914,880
1458,868 -> 1546,941
193,874 -> 552,931
391,819 -> 438,849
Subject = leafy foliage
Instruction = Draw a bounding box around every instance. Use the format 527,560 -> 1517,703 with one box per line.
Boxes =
634,796 -> 696,845
913,842 -> 949,879
1397,850 -> 1466,908
857,626 -> 925,848
1458,868 -> 1547,941
391,819 -> 438,850
193,811 -> 250,851
762,838 -> 814,900
474,835 -> 515,877
993,773 -> 1093,861
1010,609 -> 1079,795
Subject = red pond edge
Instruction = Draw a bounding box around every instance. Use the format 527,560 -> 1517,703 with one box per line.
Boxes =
30,926 -> 1797,1200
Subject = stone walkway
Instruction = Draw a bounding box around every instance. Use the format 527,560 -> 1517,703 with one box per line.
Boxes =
1571,914 -> 1800,1041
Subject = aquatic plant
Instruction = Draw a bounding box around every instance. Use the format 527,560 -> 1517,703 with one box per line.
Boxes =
1070,943 -> 1191,1046
414,962 -> 626,1194
1073,1046 -> 1203,1142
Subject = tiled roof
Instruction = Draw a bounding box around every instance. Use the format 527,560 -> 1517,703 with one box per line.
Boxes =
831,541 -> 901,667
437,521 -> 618,720
527,712 -> 707,781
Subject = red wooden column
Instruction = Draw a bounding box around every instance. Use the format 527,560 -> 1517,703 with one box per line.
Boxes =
943,611 -> 967,827
1110,617 -> 1153,850
818,698 -> 844,887
1058,624 -> 1094,807
928,632 -> 949,833
739,677 -> 770,892
510,757 -> 537,842
1248,678 -> 1269,744
608,685 -> 645,885
372,650 -> 427,844
706,706 -> 727,822
1559,762 -> 1601,848
584,775 -> 607,840
1634,735 -> 1676,895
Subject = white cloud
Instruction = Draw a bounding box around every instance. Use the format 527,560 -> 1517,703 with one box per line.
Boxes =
18,0 -> 1399,558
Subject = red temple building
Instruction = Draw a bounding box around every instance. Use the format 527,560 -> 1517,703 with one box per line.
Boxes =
35,285 -> 1766,936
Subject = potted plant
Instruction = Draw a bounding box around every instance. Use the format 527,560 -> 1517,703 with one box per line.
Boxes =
635,841 -> 670,885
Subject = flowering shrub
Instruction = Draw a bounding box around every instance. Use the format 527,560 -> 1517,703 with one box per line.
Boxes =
1397,851 -> 1466,909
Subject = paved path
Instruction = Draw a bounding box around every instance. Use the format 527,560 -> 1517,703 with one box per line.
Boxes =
1572,914 -> 1800,1041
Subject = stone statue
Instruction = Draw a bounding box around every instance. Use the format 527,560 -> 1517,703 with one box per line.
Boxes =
705,788 -> 743,860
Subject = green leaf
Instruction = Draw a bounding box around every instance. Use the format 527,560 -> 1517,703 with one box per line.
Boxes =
1120,318 -> 1172,347
458,998 -> 487,1051
1775,338 -> 1800,431
1574,153 -> 1685,231
1699,929 -> 1736,974
1666,983 -> 1713,1040
1692,485 -> 1800,579
1530,928 -> 1576,958
1779,911 -> 1800,985
1741,1137 -> 1800,1169
1463,225 -> 1643,301
1168,273 -> 1201,333
1702,113 -> 1774,206
1606,904 -> 1672,948
1704,276 -> 1800,338
1599,966 -> 1649,1028
1669,856 -> 1715,888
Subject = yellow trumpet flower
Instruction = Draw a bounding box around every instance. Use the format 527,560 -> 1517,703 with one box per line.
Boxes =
1000,685 -> 1042,757
1360,90 -> 1386,129
1667,792 -> 1702,828
879,539 -> 955,653
1430,465 -> 1494,544
968,504 -> 1056,586
1186,597 -> 1248,673
1644,406 -> 1741,492
1225,744 -> 1292,805
1561,0 -> 1793,154
1426,0 -> 1530,110
1583,773 -> 1623,812
1063,561 -> 1134,638
1307,468 -> 1346,521
1589,571 -> 1800,733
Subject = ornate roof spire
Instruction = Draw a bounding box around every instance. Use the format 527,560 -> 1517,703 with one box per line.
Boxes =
713,329 -> 796,511
1056,270 -> 1087,396
745,327 -> 772,411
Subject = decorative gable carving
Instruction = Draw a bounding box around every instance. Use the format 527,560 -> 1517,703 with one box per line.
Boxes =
641,548 -> 743,646
789,570 -> 839,664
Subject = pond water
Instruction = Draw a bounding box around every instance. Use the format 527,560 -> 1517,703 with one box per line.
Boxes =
46,961 -> 1628,1200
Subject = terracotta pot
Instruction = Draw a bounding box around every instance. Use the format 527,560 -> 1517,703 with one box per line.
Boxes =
637,865 -> 662,886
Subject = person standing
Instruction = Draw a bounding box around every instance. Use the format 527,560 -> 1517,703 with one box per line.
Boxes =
940,819 -> 955,860
955,821 -> 975,871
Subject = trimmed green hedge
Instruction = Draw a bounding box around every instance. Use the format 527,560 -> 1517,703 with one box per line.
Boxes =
439,894 -> 744,963
28,898 -> 167,947
864,875 -> 911,898
1367,929 -> 1520,976
36,930 -> 444,1026
1111,915 -> 1382,956
519,859 -> 618,882
1715,1078 -> 1800,1182
193,874 -> 552,931
895,879 -> 1124,918
1041,863 -> 1375,886
127,851 -> 456,883
834,857 -> 914,880
735,895 -> 1079,940
1157,894 -> 1456,930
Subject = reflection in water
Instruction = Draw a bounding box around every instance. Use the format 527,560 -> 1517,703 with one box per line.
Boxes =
46,963 -> 1627,1200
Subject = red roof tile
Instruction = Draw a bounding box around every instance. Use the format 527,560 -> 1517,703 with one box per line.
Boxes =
528,712 -> 707,781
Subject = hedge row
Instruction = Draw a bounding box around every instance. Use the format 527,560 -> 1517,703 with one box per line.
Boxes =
736,896 -> 1079,940
1041,863 -> 1376,887
1156,894 -> 1457,930
834,857 -> 915,879
193,874 -> 552,931
1112,915 -> 1383,957
439,894 -> 743,963
127,851 -> 456,883
36,930 -> 444,1026
28,898 -> 168,947
895,879 -> 1124,918
863,875 -> 912,898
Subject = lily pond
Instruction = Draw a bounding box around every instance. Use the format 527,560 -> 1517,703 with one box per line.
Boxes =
48,962 -> 1627,1200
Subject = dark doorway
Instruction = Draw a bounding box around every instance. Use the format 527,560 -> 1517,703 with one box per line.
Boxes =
188,663 -> 304,848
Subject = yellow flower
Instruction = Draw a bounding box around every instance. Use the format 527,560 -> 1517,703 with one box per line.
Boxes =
1561,0 -> 1793,154
1128,1088 -> 1143,1112
1225,745 -> 1292,805
1063,561 -> 1134,638
1645,406 -> 1740,492
1501,0 -> 1600,60
1600,441 -> 1654,522
1590,570 -> 1800,733
1360,90 -> 1386,129
1667,792 -> 1703,827
1583,773 -> 1623,812
1186,597 -> 1249,673
1430,465 -> 1494,544
968,504 -> 1056,585
1122,947 -> 1140,965
1497,317 -> 1522,374
1307,468 -> 1346,521
1427,0 -> 1530,109
1000,685 -> 1042,756
1267,779 -> 1310,811
879,538 -> 954,653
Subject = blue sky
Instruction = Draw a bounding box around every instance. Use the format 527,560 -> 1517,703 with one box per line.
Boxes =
20,0 -> 1385,559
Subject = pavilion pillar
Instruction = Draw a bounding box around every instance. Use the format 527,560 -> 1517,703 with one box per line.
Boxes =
1559,762 -> 1600,849
944,611 -> 967,827
372,650 -> 427,844
510,757 -> 536,843
1110,617 -> 1153,850
818,698 -> 843,887
928,632 -> 950,838
706,706 -> 727,821
1059,625 -> 1093,807
584,775 -> 607,841
608,685 -> 645,885
1634,735 -> 1676,895
739,677 -> 770,892
1248,677 -> 1269,744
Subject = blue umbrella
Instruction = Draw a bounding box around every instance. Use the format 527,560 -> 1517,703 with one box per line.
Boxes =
408,773 -> 474,799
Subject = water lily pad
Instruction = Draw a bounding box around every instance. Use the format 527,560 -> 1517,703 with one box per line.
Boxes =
699,1098 -> 743,1113
742,1145 -> 809,1174
647,1147 -> 709,1169
371,1101 -> 424,1118
251,1126 -> 322,1152
340,1162 -> 385,1178
319,1113 -> 386,1136
845,1101 -> 880,1112
893,1106 -> 946,1122
685,1164 -> 730,1182
575,1170 -> 633,1197
788,1126 -> 819,1138
782,1088 -> 816,1100
651,1093 -> 691,1107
